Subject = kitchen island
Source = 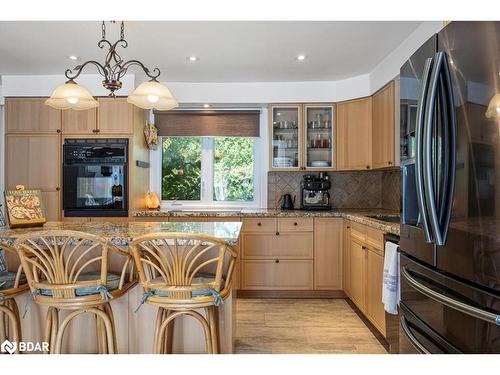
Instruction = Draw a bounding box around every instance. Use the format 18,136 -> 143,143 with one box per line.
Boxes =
0,221 -> 242,354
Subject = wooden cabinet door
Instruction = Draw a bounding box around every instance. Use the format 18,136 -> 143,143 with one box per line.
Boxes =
372,81 -> 395,169
314,218 -> 342,290
62,108 -> 97,134
5,98 -> 61,133
343,221 -> 352,297
5,135 -> 60,190
241,260 -> 313,290
97,98 -> 134,134
41,191 -> 61,221
336,97 -> 372,170
365,249 -> 386,335
348,234 -> 366,311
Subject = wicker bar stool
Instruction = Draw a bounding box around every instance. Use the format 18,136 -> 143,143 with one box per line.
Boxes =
0,245 -> 29,354
14,230 -> 136,354
130,232 -> 237,354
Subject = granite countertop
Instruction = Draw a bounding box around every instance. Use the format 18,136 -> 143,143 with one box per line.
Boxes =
0,221 -> 242,247
133,208 -> 401,235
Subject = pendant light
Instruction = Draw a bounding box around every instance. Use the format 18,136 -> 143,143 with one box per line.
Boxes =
485,93 -> 500,119
46,21 -> 177,111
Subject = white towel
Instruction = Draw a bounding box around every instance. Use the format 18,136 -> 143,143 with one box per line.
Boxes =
382,241 -> 400,315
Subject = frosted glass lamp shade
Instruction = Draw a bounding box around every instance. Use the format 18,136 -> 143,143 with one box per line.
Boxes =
127,80 -> 178,110
485,93 -> 500,119
45,80 -> 99,110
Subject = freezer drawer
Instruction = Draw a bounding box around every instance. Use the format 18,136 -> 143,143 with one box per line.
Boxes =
400,252 -> 500,353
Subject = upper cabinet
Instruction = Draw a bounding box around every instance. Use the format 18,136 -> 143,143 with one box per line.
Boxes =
372,81 -> 395,169
97,97 -> 134,135
270,105 -> 302,170
269,103 -> 336,171
62,108 -> 98,134
304,105 -> 335,170
5,98 -> 61,133
336,97 -> 373,170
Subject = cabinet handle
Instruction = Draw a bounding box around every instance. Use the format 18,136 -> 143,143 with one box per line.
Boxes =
56,187 -> 60,191
366,165 -> 370,169
276,231 -> 280,236
275,259 -> 280,263
257,222 -> 262,226
294,222 -> 298,226
92,129 -> 97,133
362,246 -> 367,250
388,161 -> 393,165
346,226 -> 351,229
95,129 -> 100,133
56,129 -> 61,133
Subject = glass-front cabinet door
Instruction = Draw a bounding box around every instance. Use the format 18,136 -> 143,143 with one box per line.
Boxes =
270,105 -> 302,170
304,104 -> 335,170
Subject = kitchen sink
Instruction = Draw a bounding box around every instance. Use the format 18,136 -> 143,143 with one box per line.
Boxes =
365,215 -> 400,223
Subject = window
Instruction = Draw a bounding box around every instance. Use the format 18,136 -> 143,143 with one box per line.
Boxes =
161,136 -> 256,205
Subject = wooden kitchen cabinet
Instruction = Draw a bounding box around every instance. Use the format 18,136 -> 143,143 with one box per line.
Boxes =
241,260 -> 313,290
97,97 -> 134,134
372,81 -> 395,169
41,191 -> 61,221
365,248 -> 386,334
336,97 -> 373,170
314,218 -> 342,290
343,221 -> 352,297
5,134 -> 60,191
62,108 -> 98,134
344,220 -> 387,336
5,98 -> 61,133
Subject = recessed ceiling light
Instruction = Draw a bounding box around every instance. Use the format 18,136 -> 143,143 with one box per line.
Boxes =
187,56 -> 199,62
296,54 -> 307,61
203,104 -> 211,108
68,55 -> 80,61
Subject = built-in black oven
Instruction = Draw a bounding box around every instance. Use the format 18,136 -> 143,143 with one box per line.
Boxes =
63,139 -> 128,217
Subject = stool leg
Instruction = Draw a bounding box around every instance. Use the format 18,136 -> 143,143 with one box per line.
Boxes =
206,306 -> 219,354
49,307 -> 59,354
7,299 -> 22,344
153,307 -> 166,354
0,302 -> 8,343
95,306 -> 107,354
103,303 -> 117,354
55,308 -> 115,354
163,310 -> 175,354
0,304 -> 20,353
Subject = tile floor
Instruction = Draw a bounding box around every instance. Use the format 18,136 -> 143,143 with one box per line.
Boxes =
235,298 -> 388,354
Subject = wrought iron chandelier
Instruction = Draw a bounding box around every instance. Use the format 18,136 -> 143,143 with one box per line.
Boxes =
46,21 -> 178,111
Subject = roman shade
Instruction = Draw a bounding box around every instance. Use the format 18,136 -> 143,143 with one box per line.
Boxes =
154,110 -> 260,137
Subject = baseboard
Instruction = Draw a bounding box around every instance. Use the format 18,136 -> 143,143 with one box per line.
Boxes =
236,289 -> 346,298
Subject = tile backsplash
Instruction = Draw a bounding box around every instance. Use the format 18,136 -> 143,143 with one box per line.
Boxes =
268,169 -> 400,210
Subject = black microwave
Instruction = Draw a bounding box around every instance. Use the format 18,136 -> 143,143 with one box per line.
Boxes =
63,139 -> 128,217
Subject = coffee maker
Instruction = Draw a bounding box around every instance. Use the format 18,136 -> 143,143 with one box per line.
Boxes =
300,172 -> 331,210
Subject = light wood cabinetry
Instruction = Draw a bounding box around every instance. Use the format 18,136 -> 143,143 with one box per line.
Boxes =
5,98 -> 61,134
336,97 -> 373,170
97,97 -> 134,135
5,134 -> 61,220
242,260 -> 313,290
372,81 -> 395,169
314,218 -> 342,290
344,220 -> 387,336
62,108 -> 98,134
343,221 -> 352,297
269,104 -> 336,171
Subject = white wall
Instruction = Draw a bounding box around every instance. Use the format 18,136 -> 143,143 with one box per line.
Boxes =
369,21 -> 444,93
1,74 -> 136,97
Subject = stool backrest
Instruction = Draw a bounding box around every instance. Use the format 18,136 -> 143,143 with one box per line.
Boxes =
14,230 -> 110,300
130,232 -> 237,300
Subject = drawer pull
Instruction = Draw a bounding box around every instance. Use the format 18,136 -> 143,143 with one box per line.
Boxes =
275,259 -> 280,263
257,222 -> 262,226
276,231 -> 280,236
294,222 -> 298,226
362,246 -> 367,250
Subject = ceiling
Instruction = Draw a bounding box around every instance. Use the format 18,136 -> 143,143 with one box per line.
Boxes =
0,21 -> 422,82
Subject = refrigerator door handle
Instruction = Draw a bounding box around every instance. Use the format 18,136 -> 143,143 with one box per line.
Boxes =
400,315 -> 431,354
440,52 -> 457,243
423,51 -> 445,246
415,57 -> 434,243
402,266 -> 500,326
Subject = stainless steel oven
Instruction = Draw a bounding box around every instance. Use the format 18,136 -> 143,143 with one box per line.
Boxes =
63,139 -> 128,217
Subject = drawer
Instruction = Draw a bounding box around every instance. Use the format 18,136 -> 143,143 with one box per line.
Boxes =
242,218 -> 276,233
365,226 -> 384,251
241,260 -> 313,290
278,217 -> 313,232
242,233 -> 313,259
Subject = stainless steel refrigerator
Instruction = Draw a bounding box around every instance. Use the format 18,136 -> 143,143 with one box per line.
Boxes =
399,21 -> 500,353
